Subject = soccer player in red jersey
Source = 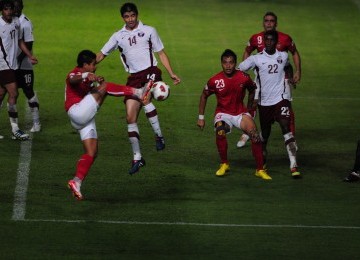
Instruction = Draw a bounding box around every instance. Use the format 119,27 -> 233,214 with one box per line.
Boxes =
197,49 -> 270,180
66,50 -> 153,200
237,11 -> 301,148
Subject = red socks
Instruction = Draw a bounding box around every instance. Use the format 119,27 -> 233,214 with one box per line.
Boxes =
75,154 -> 95,181
216,135 -> 228,164
105,82 -> 135,96
251,141 -> 264,170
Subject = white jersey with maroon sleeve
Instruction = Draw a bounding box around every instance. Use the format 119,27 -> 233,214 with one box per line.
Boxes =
239,50 -> 289,106
100,21 -> 164,73
0,16 -> 22,70
17,13 -> 34,70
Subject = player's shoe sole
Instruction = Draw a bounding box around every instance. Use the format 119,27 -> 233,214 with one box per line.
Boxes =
68,180 -> 83,200
216,163 -> 230,176
141,80 -> 154,102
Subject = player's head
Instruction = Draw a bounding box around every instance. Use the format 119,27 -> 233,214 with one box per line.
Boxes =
120,3 -> 139,30
1,0 -> 14,22
13,0 -> 24,17
77,50 -> 97,72
221,49 -> 237,76
264,30 -> 278,53
263,11 -> 277,31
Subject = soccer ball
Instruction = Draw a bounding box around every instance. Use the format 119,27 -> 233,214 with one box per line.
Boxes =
152,81 -> 170,101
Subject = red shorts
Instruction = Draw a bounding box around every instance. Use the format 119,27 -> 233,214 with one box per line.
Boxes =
125,66 -> 162,102
0,69 -> 16,86
258,99 -> 292,127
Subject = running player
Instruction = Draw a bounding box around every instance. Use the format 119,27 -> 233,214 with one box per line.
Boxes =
238,30 -> 300,178
237,11 -> 301,148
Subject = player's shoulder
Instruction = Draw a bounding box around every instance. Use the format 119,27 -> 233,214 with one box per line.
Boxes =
250,31 -> 264,39
277,31 -> 292,40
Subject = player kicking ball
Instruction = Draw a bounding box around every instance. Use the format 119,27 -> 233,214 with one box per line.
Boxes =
197,49 -> 270,180
66,50 -> 153,200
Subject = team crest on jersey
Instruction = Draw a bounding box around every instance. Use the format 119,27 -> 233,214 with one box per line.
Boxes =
138,32 -> 145,37
277,56 -> 283,64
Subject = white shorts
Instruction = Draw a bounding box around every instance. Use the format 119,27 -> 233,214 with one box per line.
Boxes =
214,112 -> 250,133
67,94 -> 99,140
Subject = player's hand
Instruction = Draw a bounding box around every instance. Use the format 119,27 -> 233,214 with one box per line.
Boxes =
171,74 -> 181,85
96,76 -> 105,83
29,56 -> 38,65
293,71 -> 301,85
197,119 -> 205,130
248,109 -> 256,118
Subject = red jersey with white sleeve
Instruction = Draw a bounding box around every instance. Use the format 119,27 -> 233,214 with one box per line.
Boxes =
245,31 -> 297,54
64,67 -> 93,111
205,70 -> 256,116
100,21 -> 164,74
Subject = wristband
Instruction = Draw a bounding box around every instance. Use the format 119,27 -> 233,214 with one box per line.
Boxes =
198,115 -> 205,120
81,72 -> 89,79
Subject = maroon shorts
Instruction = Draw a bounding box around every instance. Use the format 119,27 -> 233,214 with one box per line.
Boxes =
258,99 -> 292,127
125,66 -> 162,102
0,69 -> 16,86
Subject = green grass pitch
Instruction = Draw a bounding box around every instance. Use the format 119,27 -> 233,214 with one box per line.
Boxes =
1,0 -> 360,258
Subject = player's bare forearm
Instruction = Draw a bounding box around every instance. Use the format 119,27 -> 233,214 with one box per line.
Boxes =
158,50 -> 181,85
292,51 -> 301,84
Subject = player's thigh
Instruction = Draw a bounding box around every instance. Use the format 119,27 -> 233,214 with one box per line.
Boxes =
125,99 -> 142,123
0,69 -> 16,86
68,94 -> 98,129
274,99 -> 291,133
16,70 -> 34,98
239,113 -> 257,133
258,105 -> 275,133
78,120 -> 97,141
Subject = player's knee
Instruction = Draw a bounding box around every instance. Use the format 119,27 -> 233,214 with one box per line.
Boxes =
248,128 -> 261,143
215,121 -> 229,136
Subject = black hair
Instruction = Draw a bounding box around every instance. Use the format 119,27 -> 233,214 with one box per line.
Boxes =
263,11 -> 277,22
13,0 -> 24,9
221,49 -> 237,64
77,50 -> 96,67
120,2 -> 138,16
264,30 -> 278,43
1,0 -> 15,10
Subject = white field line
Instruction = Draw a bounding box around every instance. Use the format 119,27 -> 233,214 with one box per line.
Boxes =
19,218 -> 360,230
11,106 -> 33,221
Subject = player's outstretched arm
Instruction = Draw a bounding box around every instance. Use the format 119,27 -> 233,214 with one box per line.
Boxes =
157,49 -> 181,85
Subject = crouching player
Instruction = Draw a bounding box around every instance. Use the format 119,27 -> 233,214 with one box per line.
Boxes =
66,50 -> 153,200
197,49 -> 270,180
